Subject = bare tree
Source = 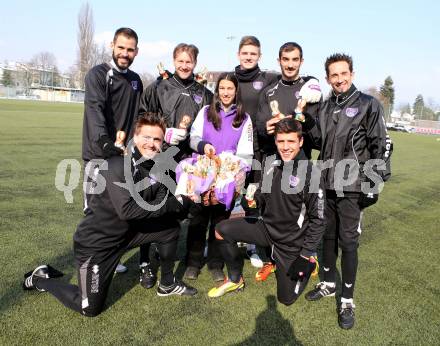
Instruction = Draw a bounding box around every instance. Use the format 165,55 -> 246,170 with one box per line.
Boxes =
363,86 -> 381,100
91,42 -> 112,67
16,63 -> 35,95
30,52 -> 57,70
77,2 -> 95,89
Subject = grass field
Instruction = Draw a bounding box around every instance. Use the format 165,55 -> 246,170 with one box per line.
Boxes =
0,99 -> 439,346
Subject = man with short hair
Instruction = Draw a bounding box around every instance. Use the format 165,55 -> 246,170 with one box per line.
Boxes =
208,118 -> 325,304
257,41 -> 321,159
252,41 -> 322,282
139,43 -> 214,284
23,113 -> 198,317
303,53 -> 393,329
232,36 -> 280,268
82,27 -> 144,273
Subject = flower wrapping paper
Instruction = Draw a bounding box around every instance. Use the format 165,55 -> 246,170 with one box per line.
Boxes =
175,152 -> 250,209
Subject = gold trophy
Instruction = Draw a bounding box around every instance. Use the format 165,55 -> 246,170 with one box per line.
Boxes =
195,67 -> 208,85
245,184 -> 258,208
157,62 -> 169,79
270,100 -> 285,119
115,130 -> 126,154
178,115 -> 192,130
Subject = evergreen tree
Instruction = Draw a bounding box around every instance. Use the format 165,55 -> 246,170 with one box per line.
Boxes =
380,76 -> 395,122
413,95 -> 424,117
1,69 -> 14,87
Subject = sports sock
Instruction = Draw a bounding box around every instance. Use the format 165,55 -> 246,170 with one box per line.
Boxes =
341,249 -> 358,299
323,238 -> 338,283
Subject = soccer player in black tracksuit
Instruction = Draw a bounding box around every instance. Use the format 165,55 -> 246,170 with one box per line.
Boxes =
302,53 -> 393,329
208,118 -> 325,305
232,36 -> 280,269
23,114 -> 198,317
139,43 -> 214,285
253,42 -> 323,282
82,28 -> 143,275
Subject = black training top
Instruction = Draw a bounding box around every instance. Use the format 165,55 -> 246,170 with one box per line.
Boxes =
82,63 -> 143,162
256,76 -> 320,158
74,148 -> 184,252
139,75 -> 213,160
254,150 -> 325,270
306,84 -> 393,193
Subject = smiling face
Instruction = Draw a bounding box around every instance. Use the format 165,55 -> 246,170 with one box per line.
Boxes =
237,44 -> 261,70
174,51 -> 196,80
278,48 -> 303,81
218,79 -> 236,108
326,60 -> 354,95
133,125 -> 164,159
111,35 -> 138,70
275,131 -> 303,162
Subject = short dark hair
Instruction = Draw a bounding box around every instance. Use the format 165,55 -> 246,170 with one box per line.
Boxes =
279,42 -> 303,59
135,112 -> 166,134
113,27 -> 139,46
173,43 -> 199,62
238,36 -> 261,51
274,118 -> 303,138
325,53 -> 353,76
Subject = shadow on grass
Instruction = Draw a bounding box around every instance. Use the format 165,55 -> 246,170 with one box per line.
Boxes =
233,295 -> 303,346
0,249 -> 75,315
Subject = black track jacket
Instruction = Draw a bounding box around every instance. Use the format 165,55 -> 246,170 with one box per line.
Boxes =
306,85 -> 393,193
74,149 -> 185,252
255,150 -> 325,270
82,63 -> 143,162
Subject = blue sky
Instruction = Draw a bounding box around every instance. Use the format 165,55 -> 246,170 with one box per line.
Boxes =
1,0 -> 439,107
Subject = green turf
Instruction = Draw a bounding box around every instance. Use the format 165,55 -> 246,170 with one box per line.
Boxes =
0,99 -> 439,345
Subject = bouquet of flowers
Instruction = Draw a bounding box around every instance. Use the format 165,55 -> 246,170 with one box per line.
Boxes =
175,152 -> 250,209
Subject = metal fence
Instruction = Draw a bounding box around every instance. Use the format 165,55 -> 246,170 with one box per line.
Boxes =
0,86 -> 84,103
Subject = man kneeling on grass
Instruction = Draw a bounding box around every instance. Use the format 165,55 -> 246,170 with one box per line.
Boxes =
23,113 -> 198,317
210,118 -> 325,305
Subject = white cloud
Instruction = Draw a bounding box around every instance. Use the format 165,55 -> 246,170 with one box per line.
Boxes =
132,40 -> 175,73
94,31 -> 113,46
137,40 -> 175,60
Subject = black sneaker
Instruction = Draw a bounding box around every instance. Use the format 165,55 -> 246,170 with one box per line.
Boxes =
139,263 -> 157,289
23,265 -> 50,291
184,266 -> 200,280
157,280 -> 198,297
338,302 -> 355,329
209,268 -> 225,282
305,282 -> 336,301
23,265 -> 64,292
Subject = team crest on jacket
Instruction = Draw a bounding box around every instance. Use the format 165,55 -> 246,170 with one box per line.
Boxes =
131,81 -> 139,91
193,94 -> 202,104
345,107 -> 359,117
253,81 -> 263,90
289,175 -> 300,187
295,91 -> 300,99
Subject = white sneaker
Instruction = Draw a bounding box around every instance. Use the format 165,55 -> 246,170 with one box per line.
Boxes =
115,263 -> 128,273
249,253 -> 264,268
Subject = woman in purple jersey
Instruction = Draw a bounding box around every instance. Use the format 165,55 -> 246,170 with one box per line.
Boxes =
183,73 -> 253,282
